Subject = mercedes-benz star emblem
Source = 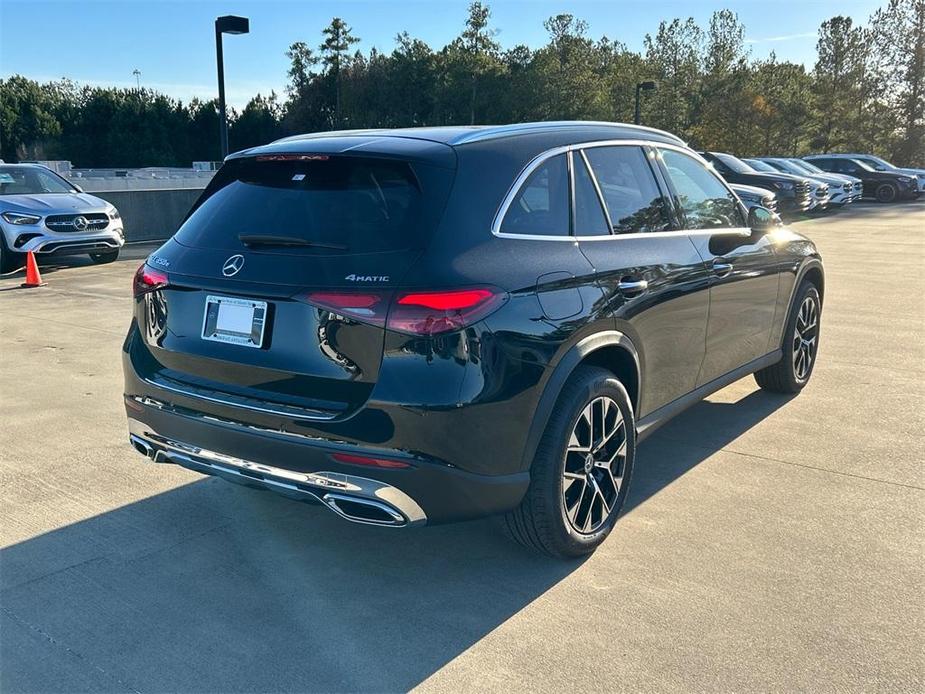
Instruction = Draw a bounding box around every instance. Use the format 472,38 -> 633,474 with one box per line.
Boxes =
73,215 -> 89,231
222,254 -> 245,277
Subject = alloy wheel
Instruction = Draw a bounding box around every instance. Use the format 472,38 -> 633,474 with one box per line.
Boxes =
876,184 -> 896,202
792,295 -> 819,381
562,396 -> 627,534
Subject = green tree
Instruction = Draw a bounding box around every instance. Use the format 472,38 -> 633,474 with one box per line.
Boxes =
231,93 -> 283,151
643,18 -> 704,137
869,0 -> 925,164
810,16 -> 868,152
0,76 -> 62,161
319,17 -> 360,126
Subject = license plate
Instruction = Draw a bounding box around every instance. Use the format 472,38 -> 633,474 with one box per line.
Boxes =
201,295 -> 267,348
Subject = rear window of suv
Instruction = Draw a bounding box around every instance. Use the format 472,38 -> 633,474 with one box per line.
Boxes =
175,156 -> 424,253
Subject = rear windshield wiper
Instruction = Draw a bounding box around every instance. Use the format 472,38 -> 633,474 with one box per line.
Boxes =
238,234 -> 348,250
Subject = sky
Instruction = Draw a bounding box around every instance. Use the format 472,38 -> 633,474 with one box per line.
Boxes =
1,0 -> 884,110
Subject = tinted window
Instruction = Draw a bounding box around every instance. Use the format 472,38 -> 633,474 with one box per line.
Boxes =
746,159 -> 781,173
584,146 -> 671,234
177,157 -> 423,253
500,154 -> 569,236
711,152 -> 755,174
809,158 -> 836,170
573,153 -> 609,236
0,166 -> 76,195
660,150 -> 745,230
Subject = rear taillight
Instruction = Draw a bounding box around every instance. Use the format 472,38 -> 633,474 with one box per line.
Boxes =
300,287 -> 505,336
390,289 -> 503,335
301,291 -> 389,327
133,264 -> 168,297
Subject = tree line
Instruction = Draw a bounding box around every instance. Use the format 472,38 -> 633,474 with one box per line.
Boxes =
1,0 -> 922,167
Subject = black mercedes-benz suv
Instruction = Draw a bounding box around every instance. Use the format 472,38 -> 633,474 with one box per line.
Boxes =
803,155 -> 919,202
124,122 -> 824,558
699,151 -> 813,216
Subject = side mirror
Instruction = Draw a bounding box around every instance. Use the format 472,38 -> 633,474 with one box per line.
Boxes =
73,184 -> 84,193
748,205 -> 779,232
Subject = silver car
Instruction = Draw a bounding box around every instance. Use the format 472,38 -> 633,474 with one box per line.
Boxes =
750,158 -> 851,207
0,163 -> 124,273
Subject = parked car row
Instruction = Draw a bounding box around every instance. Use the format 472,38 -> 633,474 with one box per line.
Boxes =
698,151 -> 923,217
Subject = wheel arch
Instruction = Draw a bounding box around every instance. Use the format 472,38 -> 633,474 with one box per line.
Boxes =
519,331 -> 641,473
803,267 -> 824,301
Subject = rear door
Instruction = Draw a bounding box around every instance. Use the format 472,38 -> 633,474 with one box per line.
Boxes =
655,148 -> 780,386
134,154 -> 454,417
573,144 -> 712,418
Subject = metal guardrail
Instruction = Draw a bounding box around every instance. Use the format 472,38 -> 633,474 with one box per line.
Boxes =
91,188 -> 204,243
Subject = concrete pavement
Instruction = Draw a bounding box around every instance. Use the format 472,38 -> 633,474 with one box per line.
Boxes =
1,203 -> 923,692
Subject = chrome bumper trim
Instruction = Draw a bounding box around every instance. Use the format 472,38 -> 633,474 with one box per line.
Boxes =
127,418 -> 427,527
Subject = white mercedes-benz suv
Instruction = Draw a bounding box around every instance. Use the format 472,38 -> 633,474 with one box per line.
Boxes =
0,163 -> 124,273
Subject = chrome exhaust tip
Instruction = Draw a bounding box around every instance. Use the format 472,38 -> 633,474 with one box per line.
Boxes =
322,492 -> 407,527
129,434 -> 154,459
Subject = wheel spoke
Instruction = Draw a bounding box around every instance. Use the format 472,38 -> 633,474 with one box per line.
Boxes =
567,478 -> 588,522
589,475 -> 611,517
592,408 -> 624,454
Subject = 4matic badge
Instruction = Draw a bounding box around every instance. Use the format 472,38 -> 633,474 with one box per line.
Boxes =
344,274 -> 390,282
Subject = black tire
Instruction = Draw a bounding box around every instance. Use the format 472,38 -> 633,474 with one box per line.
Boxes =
0,235 -> 23,275
875,183 -> 898,203
89,249 -> 120,264
755,281 -> 821,393
504,366 -> 635,558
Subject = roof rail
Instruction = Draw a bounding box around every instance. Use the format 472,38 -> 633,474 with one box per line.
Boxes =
447,121 -> 687,146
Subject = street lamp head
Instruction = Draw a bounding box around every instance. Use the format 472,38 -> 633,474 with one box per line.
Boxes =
638,80 -> 657,91
216,15 -> 249,35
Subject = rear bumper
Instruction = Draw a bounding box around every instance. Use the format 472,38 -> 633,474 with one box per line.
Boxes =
124,394 -> 530,525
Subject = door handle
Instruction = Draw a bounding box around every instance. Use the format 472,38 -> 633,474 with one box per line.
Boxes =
712,260 -> 733,277
617,277 -> 648,296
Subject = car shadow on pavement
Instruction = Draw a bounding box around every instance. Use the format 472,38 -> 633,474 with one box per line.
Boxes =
0,388 -> 793,692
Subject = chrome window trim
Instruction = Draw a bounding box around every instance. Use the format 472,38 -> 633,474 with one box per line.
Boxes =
492,139 -> 750,241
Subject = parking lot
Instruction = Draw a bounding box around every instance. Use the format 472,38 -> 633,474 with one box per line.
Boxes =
0,201 -> 922,692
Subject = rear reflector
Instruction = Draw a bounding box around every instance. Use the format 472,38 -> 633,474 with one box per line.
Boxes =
300,287 -> 505,336
133,264 -> 168,297
330,452 -> 411,469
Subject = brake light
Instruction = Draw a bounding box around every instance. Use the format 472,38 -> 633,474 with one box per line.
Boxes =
255,154 -> 330,161
330,452 -> 411,469
133,264 -> 168,297
390,288 -> 503,335
301,287 -> 505,336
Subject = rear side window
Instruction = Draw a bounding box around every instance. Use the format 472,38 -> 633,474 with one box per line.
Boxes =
500,154 -> 569,236
659,150 -> 744,230
176,156 -> 423,252
584,146 -> 671,234
573,153 -> 610,236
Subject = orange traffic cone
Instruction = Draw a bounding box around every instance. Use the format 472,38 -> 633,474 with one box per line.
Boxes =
21,251 -> 46,288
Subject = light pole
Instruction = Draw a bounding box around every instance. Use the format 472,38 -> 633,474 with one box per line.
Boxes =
634,81 -> 656,126
133,69 -> 141,90
215,15 -> 249,159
